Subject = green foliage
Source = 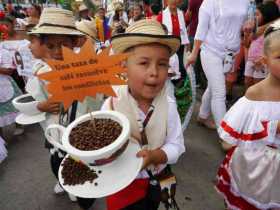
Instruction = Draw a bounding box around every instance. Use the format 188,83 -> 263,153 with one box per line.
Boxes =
59,0 -> 74,10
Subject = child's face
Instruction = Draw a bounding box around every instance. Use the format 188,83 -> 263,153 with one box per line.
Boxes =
133,6 -> 142,17
264,39 -> 280,79
256,9 -> 264,26
168,0 -> 177,9
29,36 -> 48,59
128,9 -> 134,18
97,9 -> 105,19
29,6 -> 38,17
126,44 -> 170,103
44,35 -> 75,60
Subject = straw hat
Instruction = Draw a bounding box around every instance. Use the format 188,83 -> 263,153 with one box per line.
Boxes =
29,8 -> 83,36
111,19 -> 181,55
114,2 -> 124,11
79,3 -> 88,12
96,6 -> 105,11
75,19 -> 98,41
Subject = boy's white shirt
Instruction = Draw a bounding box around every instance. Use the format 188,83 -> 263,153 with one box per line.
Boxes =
101,86 -> 185,178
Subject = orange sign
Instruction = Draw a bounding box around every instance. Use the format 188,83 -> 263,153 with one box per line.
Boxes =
38,39 -> 128,109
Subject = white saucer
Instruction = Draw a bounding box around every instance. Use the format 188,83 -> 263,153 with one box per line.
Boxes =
15,113 -> 46,125
58,141 -> 143,198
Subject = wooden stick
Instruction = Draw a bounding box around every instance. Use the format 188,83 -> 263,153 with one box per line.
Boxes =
89,112 -> 96,130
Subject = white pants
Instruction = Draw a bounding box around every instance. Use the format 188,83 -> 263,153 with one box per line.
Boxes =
199,50 -> 226,126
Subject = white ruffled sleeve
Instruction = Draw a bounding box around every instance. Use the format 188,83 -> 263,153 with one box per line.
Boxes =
218,97 -> 278,146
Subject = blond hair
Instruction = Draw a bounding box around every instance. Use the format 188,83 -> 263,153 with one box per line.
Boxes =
264,30 -> 280,55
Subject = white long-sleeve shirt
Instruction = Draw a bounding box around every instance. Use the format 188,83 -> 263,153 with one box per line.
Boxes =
195,0 -> 249,58
101,94 -> 186,178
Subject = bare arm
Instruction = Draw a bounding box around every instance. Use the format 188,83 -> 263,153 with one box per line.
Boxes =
277,121 -> 280,134
186,40 -> 203,66
0,68 -> 14,75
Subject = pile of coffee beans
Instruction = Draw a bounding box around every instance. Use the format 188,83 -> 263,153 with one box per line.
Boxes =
18,96 -> 35,103
61,157 -> 98,186
69,118 -> 122,151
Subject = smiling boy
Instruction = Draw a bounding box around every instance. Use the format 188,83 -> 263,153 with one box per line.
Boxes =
104,19 -> 186,210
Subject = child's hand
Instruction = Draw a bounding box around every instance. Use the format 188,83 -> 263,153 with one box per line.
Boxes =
137,149 -> 154,170
253,58 -> 264,71
136,148 -> 168,170
37,100 -> 60,114
242,32 -> 253,48
186,52 -> 197,67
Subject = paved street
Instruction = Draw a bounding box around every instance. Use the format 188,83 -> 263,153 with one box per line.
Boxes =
0,105 -> 225,210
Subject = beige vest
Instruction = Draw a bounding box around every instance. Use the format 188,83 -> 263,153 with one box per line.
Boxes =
110,86 -> 168,150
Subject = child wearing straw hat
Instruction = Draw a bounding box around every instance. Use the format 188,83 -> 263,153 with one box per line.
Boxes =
102,19 -> 186,210
78,3 -> 92,21
25,7 -> 103,209
75,18 -> 101,50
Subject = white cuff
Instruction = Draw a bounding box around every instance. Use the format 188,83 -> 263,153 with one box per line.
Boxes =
161,143 -> 185,164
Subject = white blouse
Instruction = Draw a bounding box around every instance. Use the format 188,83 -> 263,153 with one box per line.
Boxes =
195,0 -> 249,58
218,96 -> 280,149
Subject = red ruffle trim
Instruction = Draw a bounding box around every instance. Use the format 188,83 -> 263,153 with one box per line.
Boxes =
216,147 -> 260,210
221,121 -> 268,141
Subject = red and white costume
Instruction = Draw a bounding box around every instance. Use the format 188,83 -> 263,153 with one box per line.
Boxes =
216,96 -> 280,210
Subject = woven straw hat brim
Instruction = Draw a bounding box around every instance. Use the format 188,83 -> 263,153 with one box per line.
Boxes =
79,4 -> 88,12
76,21 -> 98,41
28,25 -> 84,36
111,33 -> 181,55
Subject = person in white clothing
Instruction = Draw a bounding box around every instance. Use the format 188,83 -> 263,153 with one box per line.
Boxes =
187,0 -> 250,131
107,19 -> 185,210
157,0 -> 189,81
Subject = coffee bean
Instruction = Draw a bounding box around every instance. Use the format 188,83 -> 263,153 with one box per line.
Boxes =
62,157 -> 98,186
69,119 -> 122,151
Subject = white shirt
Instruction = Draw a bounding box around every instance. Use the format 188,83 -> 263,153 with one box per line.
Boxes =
101,94 -> 186,178
108,11 -> 128,27
168,53 -> 180,80
195,0 -> 249,58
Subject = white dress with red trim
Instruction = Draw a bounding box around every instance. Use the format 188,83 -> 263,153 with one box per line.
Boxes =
216,97 -> 280,210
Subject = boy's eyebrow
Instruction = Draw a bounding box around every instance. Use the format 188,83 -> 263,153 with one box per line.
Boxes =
137,56 -> 170,62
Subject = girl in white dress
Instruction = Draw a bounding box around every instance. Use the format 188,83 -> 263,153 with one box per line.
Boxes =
216,20 -> 280,210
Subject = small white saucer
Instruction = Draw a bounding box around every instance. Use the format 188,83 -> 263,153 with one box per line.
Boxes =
58,141 -> 143,198
15,113 -> 46,125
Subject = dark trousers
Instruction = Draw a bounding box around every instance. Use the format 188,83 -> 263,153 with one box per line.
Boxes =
11,71 -> 25,92
176,45 -> 186,80
122,196 -> 160,210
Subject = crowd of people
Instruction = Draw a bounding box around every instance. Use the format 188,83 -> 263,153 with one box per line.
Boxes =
0,0 -> 280,210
